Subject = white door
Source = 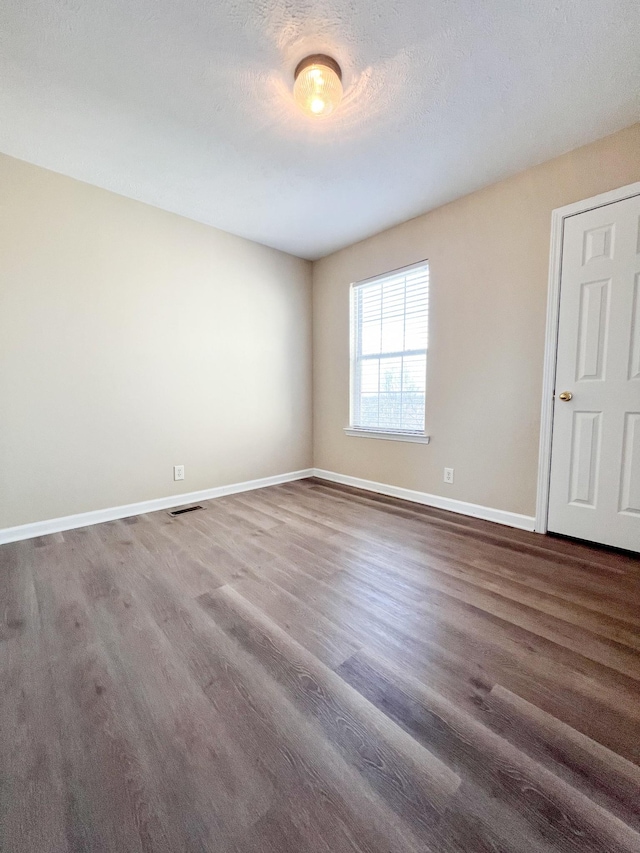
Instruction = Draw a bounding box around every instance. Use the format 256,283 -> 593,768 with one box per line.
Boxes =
548,193 -> 640,552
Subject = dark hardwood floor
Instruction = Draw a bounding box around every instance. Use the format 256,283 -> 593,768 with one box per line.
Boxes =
2,477 -> 640,852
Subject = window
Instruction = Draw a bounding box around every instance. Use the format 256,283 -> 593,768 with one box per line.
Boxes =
348,261 -> 429,442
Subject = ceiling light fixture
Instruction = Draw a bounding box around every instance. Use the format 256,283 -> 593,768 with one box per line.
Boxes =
293,54 -> 343,118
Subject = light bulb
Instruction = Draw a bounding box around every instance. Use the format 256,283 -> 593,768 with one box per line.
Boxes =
293,55 -> 343,118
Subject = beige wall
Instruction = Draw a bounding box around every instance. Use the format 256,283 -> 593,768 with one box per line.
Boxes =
312,124 -> 640,517
3,124 -> 639,530
0,154 -> 312,528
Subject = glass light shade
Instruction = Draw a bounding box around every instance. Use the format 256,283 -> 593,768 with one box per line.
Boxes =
293,55 -> 343,118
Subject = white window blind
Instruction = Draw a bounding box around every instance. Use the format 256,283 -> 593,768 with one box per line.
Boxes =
350,261 -> 429,435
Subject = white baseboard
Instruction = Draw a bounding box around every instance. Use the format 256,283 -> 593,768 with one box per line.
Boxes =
0,468 -> 314,545
0,466 -> 536,544
312,469 -> 536,532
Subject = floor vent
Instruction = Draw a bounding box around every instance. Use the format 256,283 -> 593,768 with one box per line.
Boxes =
168,505 -> 204,517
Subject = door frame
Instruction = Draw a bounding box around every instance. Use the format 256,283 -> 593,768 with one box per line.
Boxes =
535,180 -> 640,534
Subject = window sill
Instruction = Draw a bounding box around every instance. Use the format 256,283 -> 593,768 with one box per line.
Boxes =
344,428 -> 431,444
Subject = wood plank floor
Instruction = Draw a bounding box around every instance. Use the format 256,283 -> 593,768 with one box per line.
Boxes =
2,477 -> 640,852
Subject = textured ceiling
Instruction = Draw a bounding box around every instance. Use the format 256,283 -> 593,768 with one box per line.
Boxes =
1,0 -> 639,259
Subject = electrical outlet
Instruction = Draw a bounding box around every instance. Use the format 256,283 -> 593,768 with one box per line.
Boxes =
173,465 -> 185,481
444,467 -> 454,484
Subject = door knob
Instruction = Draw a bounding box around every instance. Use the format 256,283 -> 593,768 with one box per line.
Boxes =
558,391 -> 573,401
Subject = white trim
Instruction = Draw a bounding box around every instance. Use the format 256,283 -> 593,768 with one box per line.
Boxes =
0,465 -> 538,544
352,258 -> 429,288
349,281 -> 358,429
344,428 -> 431,444
349,260 -> 430,438
313,469 -> 535,531
536,181 -> 640,533
0,469 -> 313,545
